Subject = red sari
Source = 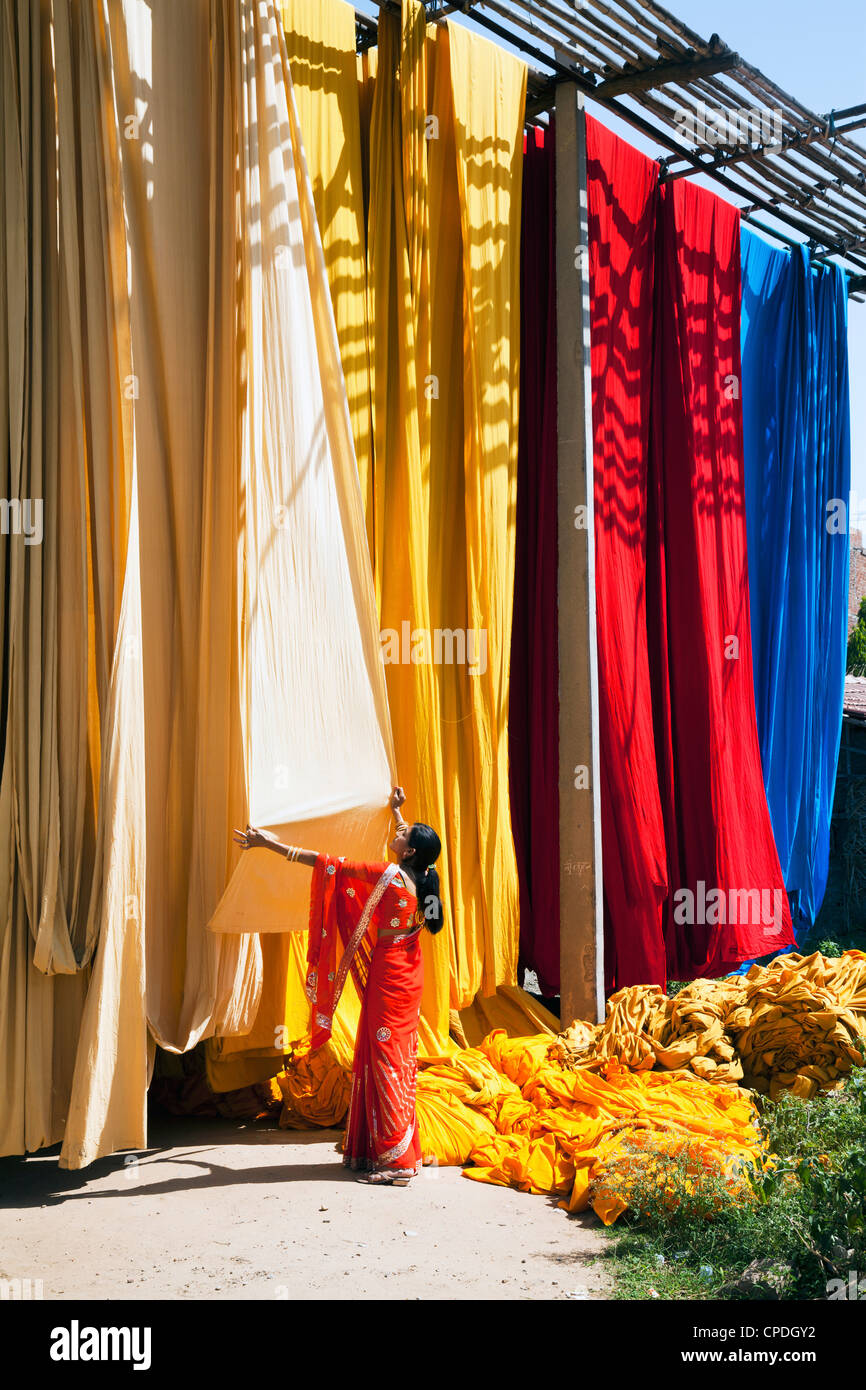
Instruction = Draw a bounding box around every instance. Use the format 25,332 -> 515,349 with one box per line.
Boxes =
305,856 -> 424,1173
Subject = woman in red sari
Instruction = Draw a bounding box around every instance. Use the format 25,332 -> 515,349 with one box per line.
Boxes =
233,789 -> 442,1186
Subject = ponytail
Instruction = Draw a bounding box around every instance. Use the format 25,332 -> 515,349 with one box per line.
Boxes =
405,824 -> 444,934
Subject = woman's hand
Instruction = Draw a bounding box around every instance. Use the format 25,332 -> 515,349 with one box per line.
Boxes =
233,824 -> 280,851
389,786 -> 406,812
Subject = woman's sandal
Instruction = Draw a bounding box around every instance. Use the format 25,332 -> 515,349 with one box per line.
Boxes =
355,1168 -> 413,1186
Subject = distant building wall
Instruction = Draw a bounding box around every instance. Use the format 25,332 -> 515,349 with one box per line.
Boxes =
813,712 -> 866,938
850,529 -> 866,634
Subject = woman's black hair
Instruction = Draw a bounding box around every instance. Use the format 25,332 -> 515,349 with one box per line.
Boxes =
405,823 -> 444,934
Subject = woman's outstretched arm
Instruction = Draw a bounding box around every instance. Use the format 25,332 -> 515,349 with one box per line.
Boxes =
232,825 -> 318,867
234,789 -> 407,869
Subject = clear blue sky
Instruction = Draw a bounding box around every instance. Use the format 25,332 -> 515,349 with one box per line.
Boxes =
355,0 -> 865,514
601,0 -> 866,517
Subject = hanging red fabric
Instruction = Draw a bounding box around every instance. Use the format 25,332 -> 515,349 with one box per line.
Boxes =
647,178 -> 794,975
585,115 -> 669,992
509,126 -> 560,996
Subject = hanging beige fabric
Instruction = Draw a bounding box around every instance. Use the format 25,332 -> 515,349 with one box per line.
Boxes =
104,0 -> 257,1054
0,0 -> 148,1167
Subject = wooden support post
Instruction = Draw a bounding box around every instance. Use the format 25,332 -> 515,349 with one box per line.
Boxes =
555,82 -> 605,1026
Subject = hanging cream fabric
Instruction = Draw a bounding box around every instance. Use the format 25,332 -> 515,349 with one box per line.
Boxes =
204,0 -> 397,1090
207,0 -> 396,941
1,0 -> 538,1155
3,0 -> 390,1157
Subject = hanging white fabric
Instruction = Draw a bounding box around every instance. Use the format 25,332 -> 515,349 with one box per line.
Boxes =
208,0 -> 396,935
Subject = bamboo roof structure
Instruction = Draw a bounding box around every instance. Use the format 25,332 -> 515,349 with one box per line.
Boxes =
354,0 -> 866,293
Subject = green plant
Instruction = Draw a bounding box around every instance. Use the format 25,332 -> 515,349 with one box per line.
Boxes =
811,938 -> 842,957
847,596 -> 866,674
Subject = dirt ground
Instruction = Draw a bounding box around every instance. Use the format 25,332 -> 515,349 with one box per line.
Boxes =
0,1111 -> 613,1301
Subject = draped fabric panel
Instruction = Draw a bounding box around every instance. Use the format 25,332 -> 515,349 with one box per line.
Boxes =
365,5 -> 451,1054
509,126 -> 560,997
1,0 -> 147,1166
2,0 -> 400,1158
205,0 -> 398,1107
207,0 -> 392,1091
365,10 -> 528,1047
106,0 -> 254,1055
446,21 -> 525,999
207,3 -> 533,1085
647,180 -> 794,977
740,228 -> 851,933
585,116 -> 668,994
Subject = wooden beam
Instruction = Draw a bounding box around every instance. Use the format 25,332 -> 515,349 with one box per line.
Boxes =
554,83 -> 605,1026
594,51 -> 740,100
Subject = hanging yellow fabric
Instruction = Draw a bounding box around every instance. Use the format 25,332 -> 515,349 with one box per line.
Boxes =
444,21 -> 525,998
366,10 -> 529,1042
365,6 -> 453,1055
280,0 -> 374,538
214,6 -> 535,1088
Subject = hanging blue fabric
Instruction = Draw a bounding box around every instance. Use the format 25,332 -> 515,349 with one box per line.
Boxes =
740,226 -> 851,937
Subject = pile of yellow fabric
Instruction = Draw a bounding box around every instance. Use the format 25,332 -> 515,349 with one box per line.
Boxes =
731,950 -> 866,1099
416,1030 -> 763,1224
555,951 -> 866,1100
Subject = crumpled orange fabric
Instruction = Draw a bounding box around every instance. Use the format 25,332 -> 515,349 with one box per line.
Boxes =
260,953 -> 865,1223
275,1042 -> 352,1130
414,1030 -> 763,1224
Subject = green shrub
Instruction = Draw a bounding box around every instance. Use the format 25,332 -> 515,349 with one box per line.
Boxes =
848,596 -> 866,674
